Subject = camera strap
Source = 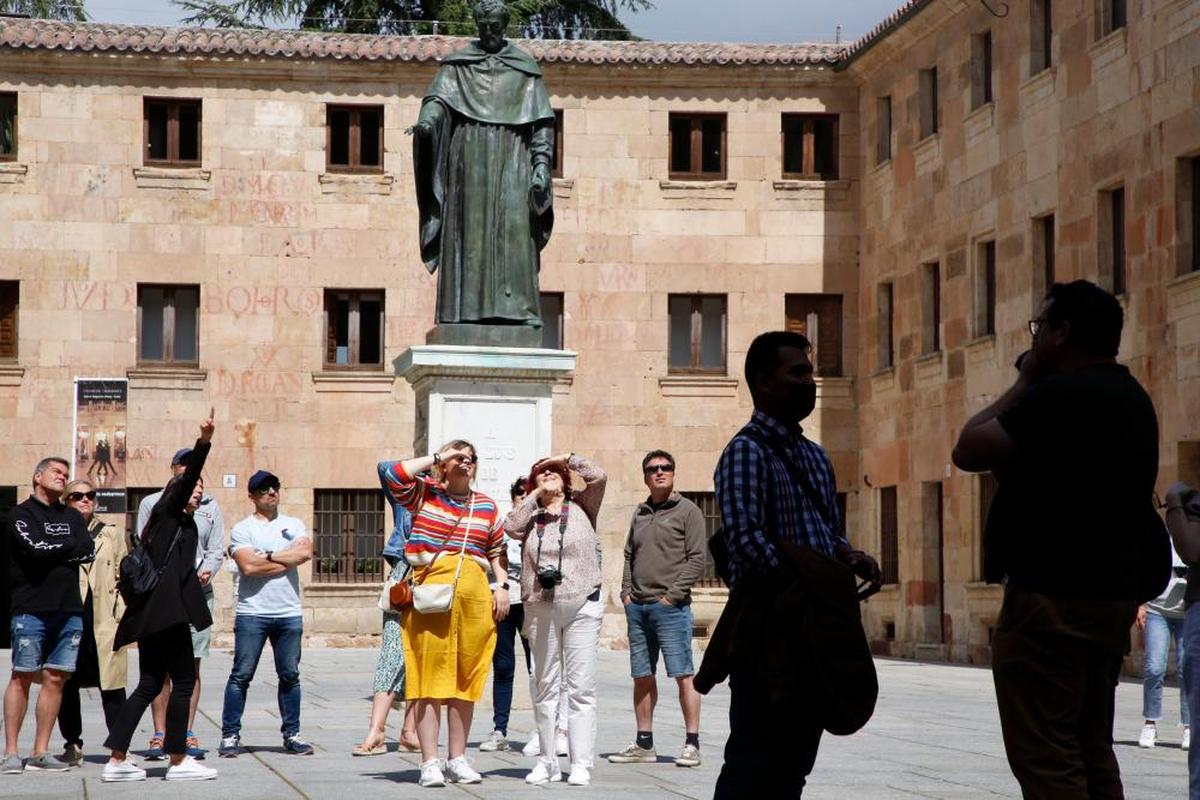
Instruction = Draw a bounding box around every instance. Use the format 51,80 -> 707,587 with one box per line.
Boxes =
535,497 -> 570,577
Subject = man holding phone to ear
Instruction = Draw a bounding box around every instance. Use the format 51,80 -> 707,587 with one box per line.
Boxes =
953,280 -> 1167,798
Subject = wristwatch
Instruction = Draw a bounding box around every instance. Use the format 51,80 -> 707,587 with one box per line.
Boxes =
265,551 -> 274,563
498,581 -> 510,590
432,452 -> 442,465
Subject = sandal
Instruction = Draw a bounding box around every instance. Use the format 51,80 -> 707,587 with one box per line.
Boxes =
398,732 -> 421,752
352,740 -> 387,756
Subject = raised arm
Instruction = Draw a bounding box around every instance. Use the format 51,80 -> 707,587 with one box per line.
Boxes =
568,454 -> 607,530
152,410 -> 214,523
504,492 -> 540,541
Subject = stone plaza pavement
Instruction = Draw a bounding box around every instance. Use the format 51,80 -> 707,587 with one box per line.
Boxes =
0,646 -> 1188,799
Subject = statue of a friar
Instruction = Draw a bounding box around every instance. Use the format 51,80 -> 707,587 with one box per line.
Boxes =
411,0 -> 555,344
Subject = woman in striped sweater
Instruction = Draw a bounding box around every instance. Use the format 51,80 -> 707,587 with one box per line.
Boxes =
379,440 -> 510,788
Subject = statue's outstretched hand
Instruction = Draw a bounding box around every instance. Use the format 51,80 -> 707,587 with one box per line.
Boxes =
406,121 -> 433,138
531,162 -> 551,210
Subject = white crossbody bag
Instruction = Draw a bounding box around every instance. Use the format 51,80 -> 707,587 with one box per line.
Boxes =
411,496 -> 475,615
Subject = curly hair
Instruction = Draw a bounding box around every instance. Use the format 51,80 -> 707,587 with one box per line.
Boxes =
525,460 -> 571,500
472,0 -> 510,24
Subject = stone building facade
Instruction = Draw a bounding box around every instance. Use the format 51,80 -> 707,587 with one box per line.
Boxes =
0,0 -> 1196,659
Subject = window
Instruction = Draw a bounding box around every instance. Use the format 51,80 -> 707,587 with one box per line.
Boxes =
1180,158 -> 1200,275
313,489 -> 386,584
918,67 -> 939,139
1035,214 -> 1056,303
324,290 -> 384,369
681,491 -> 723,588
539,292 -> 564,350
876,96 -> 892,165
143,98 -> 201,167
1099,0 -> 1126,37
125,487 -> 159,544
551,109 -> 564,179
1031,0 -> 1052,74
781,114 -> 839,180
971,32 -> 994,110
0,92 -> 15,161
326,105 -> 383,173
668,294 -> 726,374
974,241 -> 997,337
880,486 -> 899,586
1100,187 -> 1126,295
785,294 -> 843,377
877,283 -> 894,370
669,113 -> 726,179
0,281 -> 17,361
921,263 -> 941,354
977,472 -> 998,580
138,284 -> 199,365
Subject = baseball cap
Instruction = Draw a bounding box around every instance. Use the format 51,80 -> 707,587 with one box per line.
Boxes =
247,470 -> 281,494
171,448 -> 193,466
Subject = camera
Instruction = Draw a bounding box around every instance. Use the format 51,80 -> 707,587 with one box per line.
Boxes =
537,566 -> 563,590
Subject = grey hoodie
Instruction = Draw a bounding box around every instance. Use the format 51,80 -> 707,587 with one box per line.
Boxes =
621,492 -> 707,605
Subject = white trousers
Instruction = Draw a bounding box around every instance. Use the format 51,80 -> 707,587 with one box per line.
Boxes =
526,672 -> 569,731
524,597 -> 602,768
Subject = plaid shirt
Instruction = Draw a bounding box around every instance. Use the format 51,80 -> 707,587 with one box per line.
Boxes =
714,409 -> 848,589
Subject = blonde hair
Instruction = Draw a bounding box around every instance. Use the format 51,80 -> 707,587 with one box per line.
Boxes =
436,439 -> 478,482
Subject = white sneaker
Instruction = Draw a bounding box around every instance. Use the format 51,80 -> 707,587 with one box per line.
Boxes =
522,735 -> 541,757
102,759 -> 147,782
478,730 -> 510,752
566,764 -> 591,786
1138,723 -> 1157,748
444,755 -> 482,784
419,759 -> 446,788
525,757 -> 563,785
164,755 -> 217,781
555,730 -> 569,757
1184,726 -> 1192,751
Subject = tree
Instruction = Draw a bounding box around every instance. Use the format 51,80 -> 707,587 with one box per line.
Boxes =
0,0 -> 87,21
173,0 -> 650,39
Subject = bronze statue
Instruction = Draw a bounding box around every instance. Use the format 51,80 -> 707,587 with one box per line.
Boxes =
411,0 -> 555,346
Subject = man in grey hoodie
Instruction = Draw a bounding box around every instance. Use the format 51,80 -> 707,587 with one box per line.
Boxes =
135,447 -> 225,760
611,449 -> 707,768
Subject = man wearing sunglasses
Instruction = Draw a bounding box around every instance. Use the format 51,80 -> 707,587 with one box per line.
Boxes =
134,446 -> 226,761
218,470 -> 314,758
612,450 -> 707,768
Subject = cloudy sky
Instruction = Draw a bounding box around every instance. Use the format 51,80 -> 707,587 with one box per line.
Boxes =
79,0 -> 906,43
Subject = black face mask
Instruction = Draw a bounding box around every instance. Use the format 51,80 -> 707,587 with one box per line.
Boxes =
796,383 -> 817,421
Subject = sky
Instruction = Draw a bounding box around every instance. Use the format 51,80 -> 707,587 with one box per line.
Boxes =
78,0 -> 907,43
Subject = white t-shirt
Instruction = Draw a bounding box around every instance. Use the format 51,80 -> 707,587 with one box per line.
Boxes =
230,513 -> 307,618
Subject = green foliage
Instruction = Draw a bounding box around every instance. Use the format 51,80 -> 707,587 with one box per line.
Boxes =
0,0 -> 87,21
173,0 -> 650,39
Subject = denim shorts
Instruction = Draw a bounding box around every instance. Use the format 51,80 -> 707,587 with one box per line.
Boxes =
11,612 -> 84,673
626,600 -> 695,679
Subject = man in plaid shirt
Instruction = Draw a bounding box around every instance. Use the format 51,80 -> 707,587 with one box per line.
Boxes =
713,330 -> 880,798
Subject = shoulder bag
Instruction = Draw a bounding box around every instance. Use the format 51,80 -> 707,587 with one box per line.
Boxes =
411,496 -> 476,615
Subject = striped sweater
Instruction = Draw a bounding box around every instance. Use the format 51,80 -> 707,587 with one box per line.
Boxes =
380,461 -> 504,571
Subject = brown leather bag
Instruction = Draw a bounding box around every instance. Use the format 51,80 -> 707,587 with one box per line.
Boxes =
389,580 -> 413,610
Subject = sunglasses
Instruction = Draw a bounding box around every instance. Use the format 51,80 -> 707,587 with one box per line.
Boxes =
253,485 -> 281,496
644,464 -> 675,475
67,491 -> 97,502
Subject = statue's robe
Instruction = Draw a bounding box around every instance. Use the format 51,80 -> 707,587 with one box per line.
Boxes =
413,41 -> 555,326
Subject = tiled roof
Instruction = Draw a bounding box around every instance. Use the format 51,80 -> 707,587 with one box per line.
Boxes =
839,0 -> 935,67
0,18 -> 845,67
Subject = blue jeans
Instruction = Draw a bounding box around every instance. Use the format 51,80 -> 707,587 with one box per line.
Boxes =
221,615 -> 303,739
1183,604 -> 1200,799
1143,610 -> 1189,724
491,603 -> 531,735
10,612 -> 83,673
625,600 -> 695,678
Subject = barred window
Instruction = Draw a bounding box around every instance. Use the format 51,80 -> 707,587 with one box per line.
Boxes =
880,486 -> 899,585
313,489 -> 386,583
681,491 -> 722,588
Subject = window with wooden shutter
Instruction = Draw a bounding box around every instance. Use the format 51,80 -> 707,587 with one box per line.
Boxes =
551,109 -> 564,179
143,98 -> 202,167
324,289 -> 385,369
137,284 -> 199,365
785,294 -> 843,377
781,114 -> 839,180
668,294 -> 727,374
669,113 -> 727,180
0,282 -> 17,361
326,104 -> 384,173
0,92 -> 16,161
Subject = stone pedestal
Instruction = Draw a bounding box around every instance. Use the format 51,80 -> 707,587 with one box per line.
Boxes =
396,345 -> 576,505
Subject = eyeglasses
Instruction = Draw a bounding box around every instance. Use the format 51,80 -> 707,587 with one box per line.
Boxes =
67,491 -> 97,502
643,464 -> 675,475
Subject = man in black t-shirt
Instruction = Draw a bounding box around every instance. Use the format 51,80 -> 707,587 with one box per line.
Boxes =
3,457 -> 94,774
953,280 -> 1168,799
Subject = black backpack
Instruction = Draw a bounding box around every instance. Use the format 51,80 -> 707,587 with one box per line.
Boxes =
117,526 -> 182,607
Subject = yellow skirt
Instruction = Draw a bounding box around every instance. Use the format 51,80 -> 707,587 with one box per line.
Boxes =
401,554 -> 497,702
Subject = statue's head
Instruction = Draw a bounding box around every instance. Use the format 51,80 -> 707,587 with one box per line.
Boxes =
472,0 -> 509,54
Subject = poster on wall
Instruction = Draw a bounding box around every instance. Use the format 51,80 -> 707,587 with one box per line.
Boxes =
72,378 -> 128,514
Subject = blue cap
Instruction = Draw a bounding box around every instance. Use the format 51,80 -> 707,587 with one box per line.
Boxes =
247,470 -> 280,494
171,448 -> 193,466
